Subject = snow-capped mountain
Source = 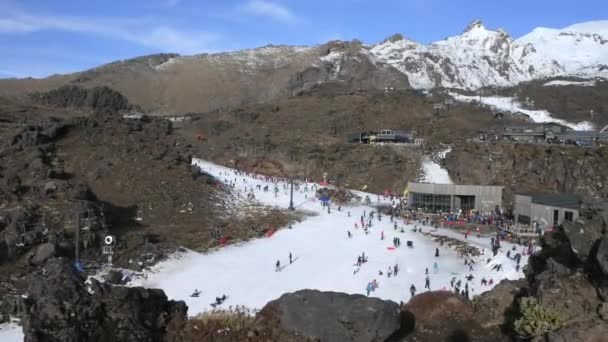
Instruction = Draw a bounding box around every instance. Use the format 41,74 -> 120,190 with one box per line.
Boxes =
369,20 -> 608,90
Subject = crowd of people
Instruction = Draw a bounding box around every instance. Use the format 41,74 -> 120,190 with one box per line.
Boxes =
202,165 -> 533,306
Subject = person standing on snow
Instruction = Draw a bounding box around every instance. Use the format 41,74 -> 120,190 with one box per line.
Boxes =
433,262 -> 438,273
348,231 -> 352,238
381,231 -> 384,240
409,284 -> 416,297
435,248 -> 440,257
289,252 -> 293,264
425,267 -> 428,275
275,260 -> 281,272
366,282 -> 373,296
425,276 -> 430,290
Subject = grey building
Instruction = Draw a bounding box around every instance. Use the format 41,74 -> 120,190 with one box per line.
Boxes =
513,193 -> 580,230
502,122 -> 608,145
407,182 -> 503,212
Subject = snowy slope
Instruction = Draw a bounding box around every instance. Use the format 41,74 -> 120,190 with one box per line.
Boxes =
450,93 -> 594,130
369,20 -> 608,90
420,148 -> 453,184
127,159 -> 530,316
0,321 -> 23,342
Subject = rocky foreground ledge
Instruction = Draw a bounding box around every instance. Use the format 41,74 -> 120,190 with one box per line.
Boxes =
11,205 -> 608,342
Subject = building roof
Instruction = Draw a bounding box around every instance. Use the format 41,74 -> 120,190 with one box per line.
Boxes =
519,193 -> 581,210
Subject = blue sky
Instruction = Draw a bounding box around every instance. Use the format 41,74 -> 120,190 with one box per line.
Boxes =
1,0 -> 606,78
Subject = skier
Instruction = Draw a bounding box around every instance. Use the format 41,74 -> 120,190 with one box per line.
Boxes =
289,252 -> 293,264
433,262 -> 438,273
435,248 -> 440,257
409,284 -> 416,297
424,276 -> 430,290
275,260 -> 281,272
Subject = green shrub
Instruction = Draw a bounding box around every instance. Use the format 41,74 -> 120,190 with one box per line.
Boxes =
514,297 -> 562,338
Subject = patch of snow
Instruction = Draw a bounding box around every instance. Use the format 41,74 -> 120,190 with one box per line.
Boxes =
543,79 -> 597,87
421,157 -> 453,184
128,159 -> 530,316
449,93 -> 594,131
421,148 -> 453,184
319,51 -> 343,63
153,57 -> 179,71
0,320 -> 24,342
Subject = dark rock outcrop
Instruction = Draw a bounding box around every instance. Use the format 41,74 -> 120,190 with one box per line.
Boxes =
20,257 -> 186,342
257,289 -> 405,342
33,85 -> 134,114
402,291 -> 508,341
473,279 -> 526,329
546,319 -> 608,342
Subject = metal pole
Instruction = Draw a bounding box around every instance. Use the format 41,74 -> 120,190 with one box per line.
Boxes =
75,203 -> 80,265
289,178 -> 294,210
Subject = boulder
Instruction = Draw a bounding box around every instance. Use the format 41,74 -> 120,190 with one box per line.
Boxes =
20,257 -> 186,342
546,319 -> 608,342
256,289 -> 404,342
473,279 -> 526,329
560,211 -> 605,263
533,270 -> 601,322
403,291 -> 507,341
29,243 -> 56,266
596,235 -> 608,276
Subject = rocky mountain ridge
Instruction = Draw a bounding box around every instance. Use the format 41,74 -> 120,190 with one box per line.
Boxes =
371,19 -> 608,89
0,20 -> 606,114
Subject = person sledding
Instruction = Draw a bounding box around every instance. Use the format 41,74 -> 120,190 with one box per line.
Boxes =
211,294 -> 228,307
190,289 -> 201,297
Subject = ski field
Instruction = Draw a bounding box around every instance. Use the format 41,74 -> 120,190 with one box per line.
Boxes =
127,159 -> 530,316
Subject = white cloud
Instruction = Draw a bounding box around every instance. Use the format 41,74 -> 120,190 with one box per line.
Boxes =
242,0 -> 296,23
0,10 -> 221,54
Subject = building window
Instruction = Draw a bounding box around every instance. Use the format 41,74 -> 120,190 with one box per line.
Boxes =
565,211 -> 573,222
517,215 -> 530,225
553,209 -> 559,226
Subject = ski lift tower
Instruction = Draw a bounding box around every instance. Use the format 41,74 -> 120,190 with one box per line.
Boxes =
102,235 -> 116,267
433,103 -> 443,116
444,99 -> 455,112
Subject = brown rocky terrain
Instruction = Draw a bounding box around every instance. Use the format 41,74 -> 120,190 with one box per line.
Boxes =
505,78 -> 608,129
0,41 -> 410,114
19,203 -> 606,341
445,141 -> 608,203
0,89 -> 295,324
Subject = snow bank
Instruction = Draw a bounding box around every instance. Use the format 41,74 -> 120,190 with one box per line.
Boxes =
0,321 -> 24,342
127,159 -> 529,316
450,93 -> 594,131
420,148 -> 453,184
543,80 -> 596,87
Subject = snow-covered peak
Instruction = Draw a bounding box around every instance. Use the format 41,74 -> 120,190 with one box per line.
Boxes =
463,19 -> 485,33
369,20 -> 607,90
564,20 -> 608,37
